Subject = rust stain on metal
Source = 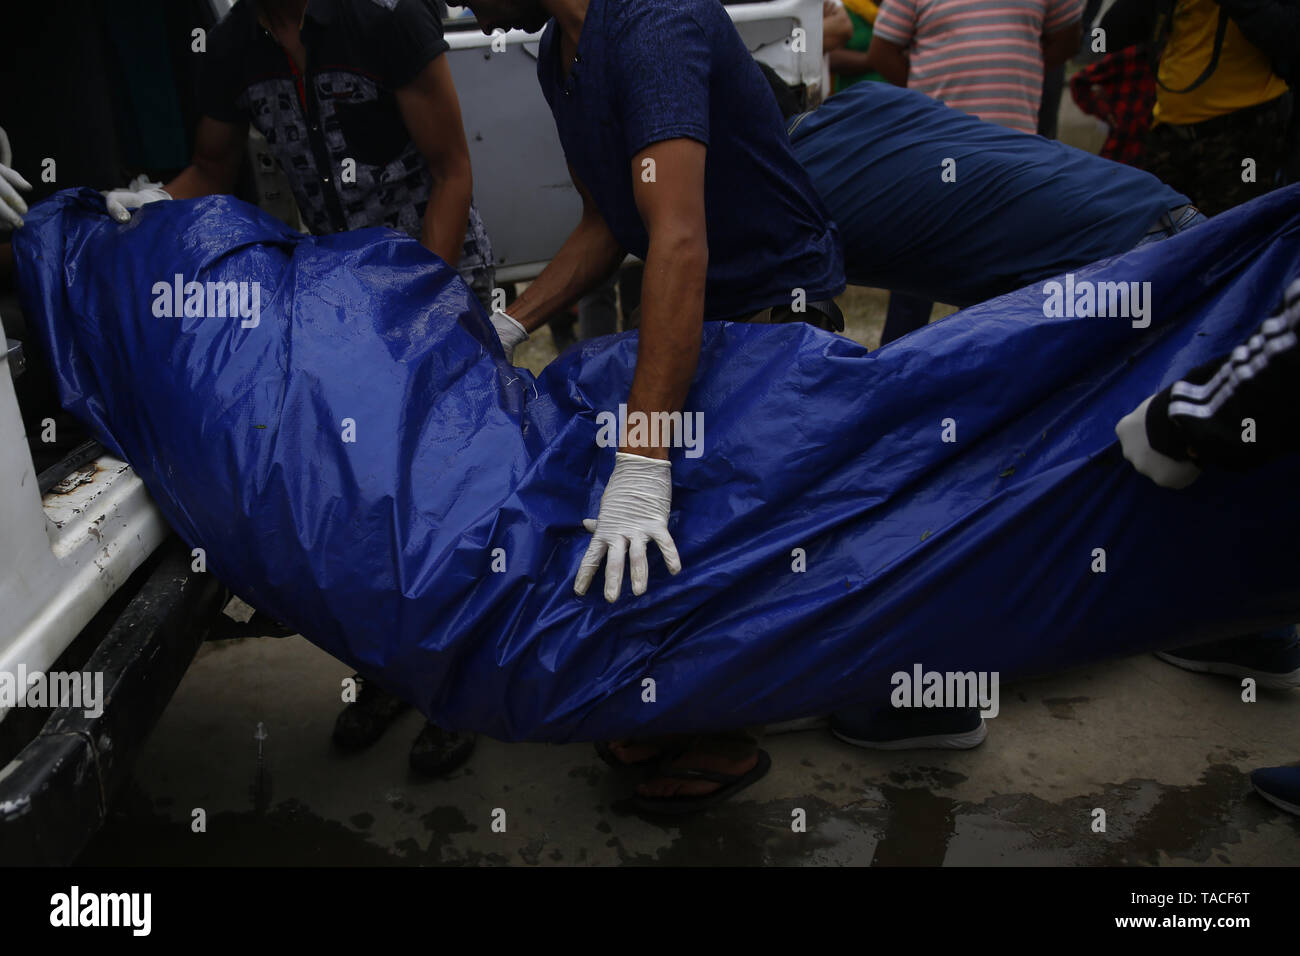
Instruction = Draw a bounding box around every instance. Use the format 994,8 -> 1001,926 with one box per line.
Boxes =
49,464 -> 99,495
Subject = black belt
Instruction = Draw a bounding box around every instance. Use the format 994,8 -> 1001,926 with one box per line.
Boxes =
1156,92 -> 1292,142
758,298 -> 845,333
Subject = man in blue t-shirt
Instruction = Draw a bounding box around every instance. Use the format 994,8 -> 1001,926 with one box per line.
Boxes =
460,0 -> 845,813
465,3 -> 842,605
782,79 -> 1195,312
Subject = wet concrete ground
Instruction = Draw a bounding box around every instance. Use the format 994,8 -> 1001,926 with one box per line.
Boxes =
78,632 -> 1300,866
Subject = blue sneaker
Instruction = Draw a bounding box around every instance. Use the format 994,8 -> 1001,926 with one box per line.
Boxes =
1251,765 -> 1300,817
830,704 -> 987,750
1156,626 -> 1300,690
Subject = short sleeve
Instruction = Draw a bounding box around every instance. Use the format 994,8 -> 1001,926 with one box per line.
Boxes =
610,3 -> 712,156
1044,0 -> 1085,33
873,0 -> 919,47
196,16 -> 247,123
385,0 -> 451,88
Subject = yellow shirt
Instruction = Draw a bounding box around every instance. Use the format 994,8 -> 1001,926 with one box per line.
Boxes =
1154,0 -> 1288,126
842,0 -> 879,22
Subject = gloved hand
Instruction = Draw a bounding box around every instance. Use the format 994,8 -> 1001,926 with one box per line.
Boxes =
102,175 -> 171,223
489,310 -> 528,363
1116,395 -> 1202,489
574,451 -> 682,602
0,127 -> 33,231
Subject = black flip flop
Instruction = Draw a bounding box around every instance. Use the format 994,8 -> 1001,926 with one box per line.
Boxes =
630,749 -> 772,816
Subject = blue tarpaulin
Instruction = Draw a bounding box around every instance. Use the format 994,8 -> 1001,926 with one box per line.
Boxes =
14,187 -> 1300,742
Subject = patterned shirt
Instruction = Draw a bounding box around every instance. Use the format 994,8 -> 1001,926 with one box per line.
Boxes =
198,0 -> 494,299
873,0 -> 1085,133
1069,45 -> 1157,167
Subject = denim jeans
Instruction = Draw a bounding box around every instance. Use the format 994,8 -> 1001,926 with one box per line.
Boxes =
1132,203 -> 1208,249
880,292 -> 934,346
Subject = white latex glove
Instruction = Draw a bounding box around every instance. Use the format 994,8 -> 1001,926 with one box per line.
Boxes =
489,310 -> 528,363
1116,395 -> 1202,489
102,174 -> 171,223
0,127 -> 33,230
574,451 -> 682,602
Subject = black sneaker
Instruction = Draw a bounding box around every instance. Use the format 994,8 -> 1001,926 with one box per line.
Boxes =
1156,627 -> 1300,690
1252,764 -> 1300,817
331,675 -> 411,751
830,704 -> 987,750
409,723 -> 477,777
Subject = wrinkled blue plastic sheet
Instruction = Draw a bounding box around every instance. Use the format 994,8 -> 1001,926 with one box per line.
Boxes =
14,187 -> 1300,742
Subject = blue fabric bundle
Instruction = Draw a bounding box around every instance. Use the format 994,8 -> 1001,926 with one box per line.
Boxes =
15,187 -> 1300,741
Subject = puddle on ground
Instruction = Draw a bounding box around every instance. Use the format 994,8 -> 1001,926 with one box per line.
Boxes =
76,760 -> 1300,866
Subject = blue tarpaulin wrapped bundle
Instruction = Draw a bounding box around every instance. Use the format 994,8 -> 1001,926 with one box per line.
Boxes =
14,187 -> 1300,742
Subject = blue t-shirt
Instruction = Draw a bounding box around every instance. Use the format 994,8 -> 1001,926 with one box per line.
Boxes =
537,0 -> 844,321
788,83 -> 1192,306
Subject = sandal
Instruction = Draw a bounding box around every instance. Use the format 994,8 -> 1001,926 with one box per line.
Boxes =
630,749 -> 772,816
594,736 -> 681,769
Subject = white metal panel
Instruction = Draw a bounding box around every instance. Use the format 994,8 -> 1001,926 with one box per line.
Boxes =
0,315 -> 169,725
445,28 -> 583,281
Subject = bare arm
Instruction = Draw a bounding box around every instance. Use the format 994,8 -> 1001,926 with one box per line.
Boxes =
829,49 -> 876,75
504,166 -> 626,331
865,34 -> 909,86
621,138 -> 708,460
1042,22 -> 1082,70
164,116 -> 247,199
823,1 -> 854,52
396,56 -> 474,266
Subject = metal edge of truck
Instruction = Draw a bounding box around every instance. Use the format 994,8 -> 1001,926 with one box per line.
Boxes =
0,541 -> 225,865
0,310 -> 172,730
1,277 -> 226,861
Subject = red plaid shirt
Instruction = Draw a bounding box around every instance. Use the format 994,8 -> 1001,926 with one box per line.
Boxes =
1069,45 -> 1157,167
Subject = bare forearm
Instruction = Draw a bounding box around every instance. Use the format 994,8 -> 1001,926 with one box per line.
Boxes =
622,234 -> 707,459
865,37 -> 908,86
1042,24 -> 1081,70
824,6 -> 854,51
829,49 -> 875,75
163,159 -> 237,200
507,215 -> 624,330
421,164 -> 472,266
